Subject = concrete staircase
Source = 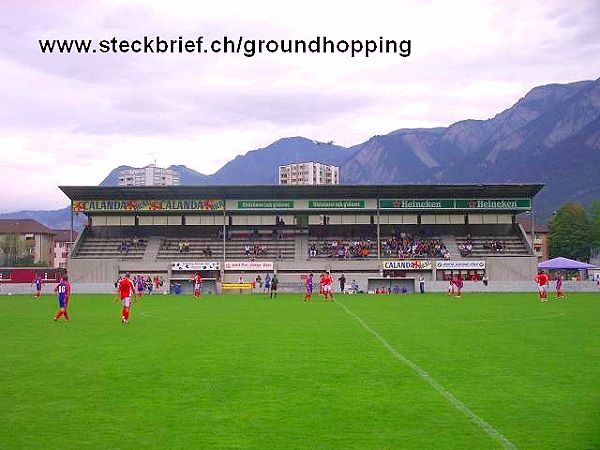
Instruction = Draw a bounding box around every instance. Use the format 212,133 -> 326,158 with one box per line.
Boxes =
296,234 -> 309,262
441,235 -> 459,258
142,236 -> 162,262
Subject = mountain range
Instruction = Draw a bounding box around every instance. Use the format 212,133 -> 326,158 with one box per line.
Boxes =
2,78 -> 599,230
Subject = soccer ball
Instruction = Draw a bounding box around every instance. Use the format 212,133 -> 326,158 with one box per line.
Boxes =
8,293 -> 12,296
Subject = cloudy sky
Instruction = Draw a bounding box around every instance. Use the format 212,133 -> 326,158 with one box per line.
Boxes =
0,0 -> 598,212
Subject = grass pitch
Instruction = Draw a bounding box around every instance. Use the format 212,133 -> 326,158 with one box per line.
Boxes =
1,291 -> 598,449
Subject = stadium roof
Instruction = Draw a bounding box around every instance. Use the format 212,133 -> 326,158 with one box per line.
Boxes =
59,184 -> 544,200
0,219 -> 56,235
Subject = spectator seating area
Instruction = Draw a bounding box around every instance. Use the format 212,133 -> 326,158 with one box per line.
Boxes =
157,237 -> 223,260
157,229 -> 296,261
71,225 -> 531,261
308,238 -> 377,259
455,235 -> 530,256
73,235 -> 147,259
379,233 -> 449,259
225,235 -> 295,261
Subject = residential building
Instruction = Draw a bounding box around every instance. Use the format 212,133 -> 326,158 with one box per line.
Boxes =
0,219 -> 56,265
518,217 -> 549,261
118,164 -> 180,187
278,162 -> 339,185
52,229 -> 78,269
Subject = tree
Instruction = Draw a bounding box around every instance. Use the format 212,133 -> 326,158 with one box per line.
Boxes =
548,203 -> 592,261
0,234 -> 24,266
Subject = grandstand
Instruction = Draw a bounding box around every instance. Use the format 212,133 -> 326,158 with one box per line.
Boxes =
60,184 -> 543,292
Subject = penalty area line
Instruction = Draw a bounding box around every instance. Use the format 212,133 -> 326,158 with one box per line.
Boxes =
334,300 -> 517,450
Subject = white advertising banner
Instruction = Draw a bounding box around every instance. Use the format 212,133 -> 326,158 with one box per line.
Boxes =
435,261 -> 486,270
225,261 -> 274,271
172,261 -> 220,271
382,260 -> 433,271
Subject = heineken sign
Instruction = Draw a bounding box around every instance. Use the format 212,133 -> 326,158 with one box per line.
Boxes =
238,200 -> 294,209
380,199 -> 454,209
308,200 -> 365,209
454,199 -> 531,209
73,199 -> 224,212
380,198 -> 530,210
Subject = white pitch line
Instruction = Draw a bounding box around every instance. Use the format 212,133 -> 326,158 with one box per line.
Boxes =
335,300 -> 517,450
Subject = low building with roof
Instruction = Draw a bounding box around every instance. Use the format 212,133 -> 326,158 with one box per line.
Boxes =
0,219 -> 56,265
51,229 -> 78,268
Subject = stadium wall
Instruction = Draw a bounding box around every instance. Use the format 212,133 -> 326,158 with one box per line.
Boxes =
68,258 -> 119,284
1,280 -> 598,295
426,280 -> 600,293
65,255 -> 540,288
484,256 -> 538,281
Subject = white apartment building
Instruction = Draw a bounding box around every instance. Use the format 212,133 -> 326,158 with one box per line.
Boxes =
278,162 -> 339,185
118,164 -> 180,187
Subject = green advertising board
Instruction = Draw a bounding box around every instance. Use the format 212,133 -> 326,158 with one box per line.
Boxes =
454,198 -> 531,209
308,200 -> 365,209
237,200 -> 295,209
379,199 -> 454,209
379,198 -> 531,210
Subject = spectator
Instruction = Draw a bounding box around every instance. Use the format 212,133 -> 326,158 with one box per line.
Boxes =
203,244 -> 212,257
119,240 -> 129,254
338,274 -> 346,293
178,240 -> 184,253
381,233 -> 447,259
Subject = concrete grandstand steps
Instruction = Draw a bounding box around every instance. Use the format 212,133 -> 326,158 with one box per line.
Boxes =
296,234 -> 309,262
142,237 -> 162,262
157,237 -> 223,261
441,235 -> 459,257
74,237 -> 146,260
455,235 -> 530,257
225,237 -> 295,261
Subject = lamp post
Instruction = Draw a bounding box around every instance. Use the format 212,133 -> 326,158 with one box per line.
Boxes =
531,207 -> 535,255
525,208 -> 535,256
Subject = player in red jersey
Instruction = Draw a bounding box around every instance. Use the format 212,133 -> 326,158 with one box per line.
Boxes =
116,273 -> 135,323
534,271 -> 550,302
319,273 -> 325,297
192,272 -> 203,298
447,275 -> 455,296
323,272 -> 334,301
455,274 -> 464,299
